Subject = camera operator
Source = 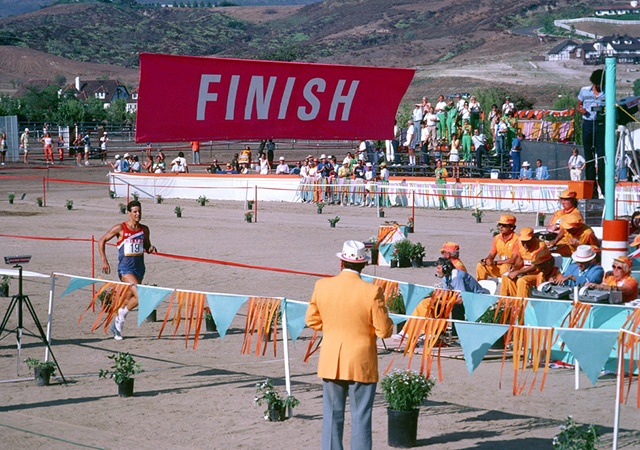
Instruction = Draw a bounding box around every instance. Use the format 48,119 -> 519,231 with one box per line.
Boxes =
577,68 -> 605,198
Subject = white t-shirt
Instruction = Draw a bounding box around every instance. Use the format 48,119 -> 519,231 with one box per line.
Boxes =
426,113 -> 437,126
435,101 -> 447,113
405,125 -> 414,147
568,154 -> 586,168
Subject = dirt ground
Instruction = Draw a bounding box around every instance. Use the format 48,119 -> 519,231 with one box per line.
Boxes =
1,165 -> 639,449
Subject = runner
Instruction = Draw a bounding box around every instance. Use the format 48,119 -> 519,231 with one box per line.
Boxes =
98,200 -> 157,340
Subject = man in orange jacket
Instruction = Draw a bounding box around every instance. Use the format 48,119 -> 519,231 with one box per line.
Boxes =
306,240 -> 393,450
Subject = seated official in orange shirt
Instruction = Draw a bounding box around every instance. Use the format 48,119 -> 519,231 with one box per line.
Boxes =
553,215 -> 599,257
440,242 -> 467,272
546,189 -> 584,248
477,214 -> 519,291
586,256 -> 638,303
501,227 -> 555,298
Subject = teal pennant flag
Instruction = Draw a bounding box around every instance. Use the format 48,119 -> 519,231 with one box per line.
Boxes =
136,285 -> 172,326
361,274 -> 375,284
556,329 -> 619,386
378,243 -> 395,262
399,282 -> 433,316
460,291 -> 496,322
529,299 -> 572,327
205,294 -> 249,338
389,313 -> 407,325
59,277 -> 100,298
283,299 -> 308,343
456,322 -> 510,374
589,304 -> 632,330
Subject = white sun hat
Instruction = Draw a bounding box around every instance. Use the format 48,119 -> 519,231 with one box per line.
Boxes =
336,240 -> 369,263
572,245 -> 596,263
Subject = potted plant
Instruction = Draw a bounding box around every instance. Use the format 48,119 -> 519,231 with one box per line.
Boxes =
406,217 -> 414,233
328,216 -> 340,228
8,192 -> 15,204
99,352 -> 142,398
379,207 -> 385,218
552,416 -> 601,450
131,192 -> 139,202
0,275 -> 9,297
393,239 -> 414,268
156,194 -> 163,204
109,190 -> 116,199
390,256 -> 398,268
368,236 -> 379,266
388,291 -> 406,333
537,212 -> 546,227
204,306 -> 216,332
254,378 -> 300,422
381,369 -> 435,448
410,242 -> 425,268
25,358 -> 56,386
247,200 -> 254,210
316,202 -> 325,214
65,199 -> 73,210
245,211 -> 254,223
197,195 -> 209,206
119,203 -> 127,214
174,205 -> 183,218
472,208 -> 484,223
36,197 -> 43,207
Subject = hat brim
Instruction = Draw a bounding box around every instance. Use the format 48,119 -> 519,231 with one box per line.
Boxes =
572,253 -> 596,262
336,252 -> 369,263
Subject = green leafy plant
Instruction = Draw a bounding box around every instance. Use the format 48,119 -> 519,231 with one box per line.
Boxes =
328,216 -> 340,225
8,192 -> 15,204
489,226 -> 500,237
476,301 -> 506,324
109,190 -> 116,199
316,201 -> 325,211
411,242 -> 425,259
25,357 -> 56,374
552,416 -> 601,450
131,192 -> 139,201
204,306 -> 213,321
36,197 -> 43,207
174,205 -> 183,216
254,378 -> 300,420
99,352 -> 142,385
393,239 -> 414,260
156,194 -> 163,204
381,369 -> 434,411
119,203 -> 127,214
245,211 -> 254,221
368,235 -> 379,253
197,195 -> 209,206
66,199 -> 73,210
471,208 -> 484,219
387,292 -> 406,315
0,275 -> 9,297
407,217 -> 414,228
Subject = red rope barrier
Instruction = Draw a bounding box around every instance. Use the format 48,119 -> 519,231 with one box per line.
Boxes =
0,233 -> 332,278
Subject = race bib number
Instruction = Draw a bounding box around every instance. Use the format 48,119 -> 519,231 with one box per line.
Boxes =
523,259 -> 532,266
124,238 -> 144,256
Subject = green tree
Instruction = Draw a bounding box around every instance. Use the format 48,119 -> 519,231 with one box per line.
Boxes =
20,85 -> 61,122
53,98 -> 87,124
634,79 -> 640,96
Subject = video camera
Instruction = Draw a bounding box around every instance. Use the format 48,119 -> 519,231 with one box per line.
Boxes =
591,96 -> 639,126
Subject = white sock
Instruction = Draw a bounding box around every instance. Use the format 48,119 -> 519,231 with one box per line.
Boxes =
118,307 -> 129,321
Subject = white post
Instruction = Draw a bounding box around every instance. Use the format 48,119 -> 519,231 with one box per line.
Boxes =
612,334 -> 624,450
573,285 -> 580,390
281,299 -> 292,418
45,274 -> 55,362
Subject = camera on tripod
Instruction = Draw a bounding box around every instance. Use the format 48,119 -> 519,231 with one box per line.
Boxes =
591,96 -> 638,125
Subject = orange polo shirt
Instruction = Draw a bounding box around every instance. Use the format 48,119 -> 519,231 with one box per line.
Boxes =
559,224 -> 600,254
549,207 -> 583,228
604,274 -> 639,303
518,239 -> 551,273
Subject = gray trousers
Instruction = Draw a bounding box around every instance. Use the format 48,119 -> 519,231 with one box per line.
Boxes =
322,379 -> 376,450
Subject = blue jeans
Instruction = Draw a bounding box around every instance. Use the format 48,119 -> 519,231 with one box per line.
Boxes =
511,150 -> 521,179
495,134 -> 505,155
583,120 -> 605,197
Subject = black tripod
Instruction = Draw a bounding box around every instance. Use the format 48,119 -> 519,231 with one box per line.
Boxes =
0,264 -> 65,383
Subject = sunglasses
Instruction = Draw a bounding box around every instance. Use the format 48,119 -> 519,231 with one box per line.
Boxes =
612,265 -> 625,270
497,223 -> 512,227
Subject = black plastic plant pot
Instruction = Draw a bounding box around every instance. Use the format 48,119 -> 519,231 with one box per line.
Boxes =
118,379 -> 134,398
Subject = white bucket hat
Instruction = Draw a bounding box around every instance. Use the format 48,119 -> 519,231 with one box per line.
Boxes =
320,154 -> 327,159
123,153 -> 130,158
115,154 -> 121,160
522,161 -> 530,167
336,240 -> 369,263
279,156 -> 285,160
572,245 -> 596,263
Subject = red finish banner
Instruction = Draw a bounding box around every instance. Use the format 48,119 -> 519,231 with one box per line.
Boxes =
135,53 -> 414,142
